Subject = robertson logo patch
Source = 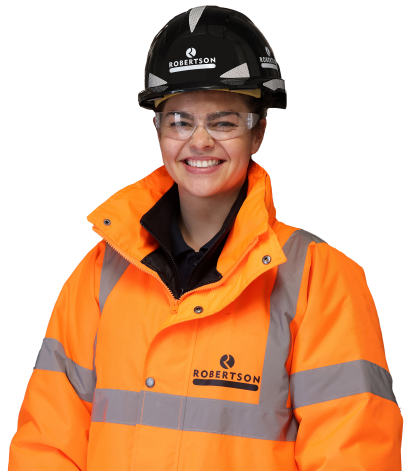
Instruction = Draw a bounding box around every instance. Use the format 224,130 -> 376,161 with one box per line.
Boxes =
186,47 -> 196,58
193,354 -> 260,391
169,47 -> 216,73
260,46 -> 278,70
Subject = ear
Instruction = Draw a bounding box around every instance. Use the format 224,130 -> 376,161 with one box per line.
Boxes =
250,118 -> 267,155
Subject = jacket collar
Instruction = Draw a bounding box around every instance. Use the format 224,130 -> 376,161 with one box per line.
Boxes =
138,178 -> 249,298
141,178 -> 248,259
87,161 -> 282,278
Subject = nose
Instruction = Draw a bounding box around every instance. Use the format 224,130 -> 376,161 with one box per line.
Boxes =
189,124 -> 215,151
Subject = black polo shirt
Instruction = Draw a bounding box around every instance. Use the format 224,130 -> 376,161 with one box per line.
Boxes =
170,180 -> 248,292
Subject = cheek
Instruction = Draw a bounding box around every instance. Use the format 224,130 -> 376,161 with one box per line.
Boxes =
160,138 -> 183,165
223,138 -> 252,165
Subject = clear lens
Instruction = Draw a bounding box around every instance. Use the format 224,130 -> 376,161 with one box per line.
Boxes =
155,111 -> 260,141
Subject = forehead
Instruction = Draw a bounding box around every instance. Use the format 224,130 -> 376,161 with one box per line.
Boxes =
162,90 -> 250,113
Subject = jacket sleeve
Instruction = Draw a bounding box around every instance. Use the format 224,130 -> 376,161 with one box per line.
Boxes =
291,242 -> 403,470
9,241 -> 105,471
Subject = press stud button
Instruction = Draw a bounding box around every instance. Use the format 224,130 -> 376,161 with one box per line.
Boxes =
194,306 -> 203,314
103,219 -> 111,226
145,377 -> 155,388
262,255 -> 271,265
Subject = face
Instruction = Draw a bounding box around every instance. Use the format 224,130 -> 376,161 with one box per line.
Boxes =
155,90 -> 266,198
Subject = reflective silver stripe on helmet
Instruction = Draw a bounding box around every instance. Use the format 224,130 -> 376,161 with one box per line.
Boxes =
189,6 -> 206,33
148,73 -> 167,88
263,79 -> 285,91
220,63 -> 250,79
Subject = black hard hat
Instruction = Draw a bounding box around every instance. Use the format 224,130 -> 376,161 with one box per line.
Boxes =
138,6 -> 286,110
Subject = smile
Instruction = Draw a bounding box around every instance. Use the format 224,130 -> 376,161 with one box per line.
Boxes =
183,159 -> 224,168
181,159 -> 226,175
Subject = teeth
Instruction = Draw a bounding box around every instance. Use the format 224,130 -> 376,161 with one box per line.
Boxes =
186,159 -> 222,168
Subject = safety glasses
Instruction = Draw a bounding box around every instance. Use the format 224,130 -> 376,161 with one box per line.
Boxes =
155,111 -> 260,141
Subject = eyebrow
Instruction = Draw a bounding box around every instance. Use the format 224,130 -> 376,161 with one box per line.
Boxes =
207,111 -> 240,120
165,111 -> 194,119
164,110 -> 241,120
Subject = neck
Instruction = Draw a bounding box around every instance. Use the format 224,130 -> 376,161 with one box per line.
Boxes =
178,181 -> 245,252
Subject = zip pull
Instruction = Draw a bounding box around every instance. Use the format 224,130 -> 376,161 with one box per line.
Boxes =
170,299 -> 180,315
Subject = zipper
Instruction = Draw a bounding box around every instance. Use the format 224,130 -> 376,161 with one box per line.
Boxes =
93,226 -> 260,306
92,226 -> 177,303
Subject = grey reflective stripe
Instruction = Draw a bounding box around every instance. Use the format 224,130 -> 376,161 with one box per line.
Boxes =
189,6 -> 206,33
291,359 -> 397,409
183,395 -> 297,440
92,331 -> 98,386
35,338 -> 95,403
258,230 -> 325,437
90,230 -> 325,441
92,388 -> 140,425
99,242 -> 130,314
91,389 -> 298,441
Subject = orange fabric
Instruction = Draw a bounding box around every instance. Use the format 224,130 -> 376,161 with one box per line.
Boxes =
9,161 -> 402,470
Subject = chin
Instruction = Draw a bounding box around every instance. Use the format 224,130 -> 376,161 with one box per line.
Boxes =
181,181 -> 225,198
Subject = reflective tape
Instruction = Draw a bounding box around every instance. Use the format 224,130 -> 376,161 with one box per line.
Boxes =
92,388 -> 140,425
92,331 -> 98,385
258,230 -> 325,436
220,63 -> 250,79
91,389 -> 298,441
148,73 -> 167,88
35,338 -> 95,403
99,243 -> 130,313
290,359 -> 397,409
189,6 -> 206,33
263,79 -> 285,92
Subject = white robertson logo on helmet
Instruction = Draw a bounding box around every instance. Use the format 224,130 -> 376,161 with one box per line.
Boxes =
169,48 -> 216,73
259,54 -> 278,70
186,47 -> 196,58
265,47 -> 271,56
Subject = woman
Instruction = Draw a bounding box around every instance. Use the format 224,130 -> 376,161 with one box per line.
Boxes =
9,6 -> 402,470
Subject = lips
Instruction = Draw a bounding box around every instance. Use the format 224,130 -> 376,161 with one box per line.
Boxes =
180,155 -> 225,162
181,157 -> 225,175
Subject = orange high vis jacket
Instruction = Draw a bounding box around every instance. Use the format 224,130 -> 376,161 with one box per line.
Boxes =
9,162 -> 402,470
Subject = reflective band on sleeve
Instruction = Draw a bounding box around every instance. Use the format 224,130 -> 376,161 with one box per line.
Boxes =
99,242 -> 130,314
290,359 -> 397,409
35,337 -> 96,403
